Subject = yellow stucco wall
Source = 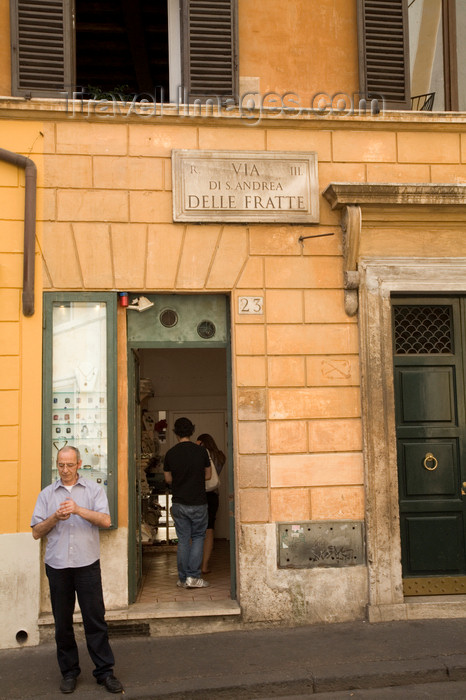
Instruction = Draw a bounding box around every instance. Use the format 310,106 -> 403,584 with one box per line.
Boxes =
2,101 -> 466,639
2,107 -> 466,539
22,108 -> 463,534
0,120 -> 43,533
36,115 -> 362,529
0,0 -> 465,644
0,0 -> 11,96
238,0 -> 359,104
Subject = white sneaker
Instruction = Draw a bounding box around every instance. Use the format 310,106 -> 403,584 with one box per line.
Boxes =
186,577 -> 210,588
176,579 -> 187,588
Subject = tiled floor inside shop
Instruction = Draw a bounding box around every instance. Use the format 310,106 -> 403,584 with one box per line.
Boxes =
137,538 -> 231,604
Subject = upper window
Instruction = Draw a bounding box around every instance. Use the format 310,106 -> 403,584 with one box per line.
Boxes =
10,0 -> 237,103
358,0 -> 465,111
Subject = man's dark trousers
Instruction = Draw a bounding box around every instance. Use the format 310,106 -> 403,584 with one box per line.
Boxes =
46,560 -> 114,680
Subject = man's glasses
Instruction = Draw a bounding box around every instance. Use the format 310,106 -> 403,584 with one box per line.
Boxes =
57,463 -> 78,469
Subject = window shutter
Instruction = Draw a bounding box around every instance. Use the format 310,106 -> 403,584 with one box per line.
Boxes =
357,0 -> 410,110
182,0 -> 238,102
10,0 -> 74,97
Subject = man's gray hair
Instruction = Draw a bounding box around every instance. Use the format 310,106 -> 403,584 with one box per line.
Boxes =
57,445 -> 81,462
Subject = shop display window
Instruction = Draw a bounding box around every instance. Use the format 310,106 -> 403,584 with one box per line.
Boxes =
42,293 -> 117,525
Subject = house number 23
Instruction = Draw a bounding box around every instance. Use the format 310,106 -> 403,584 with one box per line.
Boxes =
238,296 -> 264,315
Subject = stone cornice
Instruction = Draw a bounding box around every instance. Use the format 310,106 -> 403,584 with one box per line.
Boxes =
323,183 -> 466,209
2,96 -> 466,129
322,182 -> 466,317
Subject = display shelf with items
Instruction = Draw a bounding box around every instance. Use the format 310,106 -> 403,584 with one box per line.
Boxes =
51,390 -> 109,489
138,456 -> 176,545
138,407 -> 176,545
43,295 -> 118,527
139,377 -> 154,403
140,491 -> 176,545
154,492 -> 176,544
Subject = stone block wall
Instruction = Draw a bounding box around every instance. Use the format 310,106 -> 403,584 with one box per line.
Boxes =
0,121 -> 44,535
2,104 -> 466,632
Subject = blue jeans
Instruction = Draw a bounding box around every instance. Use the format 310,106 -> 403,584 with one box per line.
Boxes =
171,503 -> 208,581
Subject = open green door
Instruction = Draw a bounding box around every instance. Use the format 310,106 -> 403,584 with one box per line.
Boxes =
393,297 -> 466,595
128,349 -> 143,603
127,294 -> 235,603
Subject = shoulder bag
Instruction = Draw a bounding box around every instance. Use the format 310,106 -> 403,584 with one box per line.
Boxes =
205,453 -> 220,492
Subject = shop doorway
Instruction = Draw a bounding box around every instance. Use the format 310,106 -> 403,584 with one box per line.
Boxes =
393,296 -> 466,595
127,294 -> 234,605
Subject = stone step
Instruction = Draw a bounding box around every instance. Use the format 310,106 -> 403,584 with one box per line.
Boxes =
38,599 -> 242,641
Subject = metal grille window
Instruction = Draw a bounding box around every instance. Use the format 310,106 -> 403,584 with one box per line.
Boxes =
393,304 -> 453,354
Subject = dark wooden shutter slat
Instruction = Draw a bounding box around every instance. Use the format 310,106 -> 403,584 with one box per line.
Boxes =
11,0 -> 74,97
183,0 -> 238,101
357,0 -> 411,109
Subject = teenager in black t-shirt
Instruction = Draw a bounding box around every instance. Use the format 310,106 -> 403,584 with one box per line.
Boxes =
164,417 -> 211,588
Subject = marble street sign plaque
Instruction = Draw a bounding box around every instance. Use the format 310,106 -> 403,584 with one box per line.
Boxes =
277,521 -> 365,568
172,150 -> 319,223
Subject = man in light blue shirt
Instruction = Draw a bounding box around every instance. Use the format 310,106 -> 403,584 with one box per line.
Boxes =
31,446 -> 123,694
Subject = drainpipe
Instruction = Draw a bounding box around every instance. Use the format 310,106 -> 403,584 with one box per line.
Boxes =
0,147 -> 37,316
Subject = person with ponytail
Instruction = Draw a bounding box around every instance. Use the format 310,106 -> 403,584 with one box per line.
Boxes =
196,433 -> 226,574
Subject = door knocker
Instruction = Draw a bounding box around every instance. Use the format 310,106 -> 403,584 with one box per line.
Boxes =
423,452 -> 438,471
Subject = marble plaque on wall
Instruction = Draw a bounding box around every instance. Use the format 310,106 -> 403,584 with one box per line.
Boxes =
277,521 -> 365,569
172,149 -> 319,223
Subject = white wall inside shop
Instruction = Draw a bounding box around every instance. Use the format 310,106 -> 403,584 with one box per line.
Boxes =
140,348 -> 227,416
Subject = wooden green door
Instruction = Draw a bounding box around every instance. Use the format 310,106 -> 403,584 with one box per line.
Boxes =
393,298 -> 466,595
128,348 -> 143,603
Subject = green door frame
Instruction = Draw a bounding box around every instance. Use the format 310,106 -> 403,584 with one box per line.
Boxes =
127,348 -> 143,601
126,295 -> 235,604
42,292 -> 118,525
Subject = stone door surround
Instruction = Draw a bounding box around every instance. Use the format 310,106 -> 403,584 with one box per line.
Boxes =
323,183 -> 466,621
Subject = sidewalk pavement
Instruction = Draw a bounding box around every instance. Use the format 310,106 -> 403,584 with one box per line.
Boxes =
1,617 -> 466,699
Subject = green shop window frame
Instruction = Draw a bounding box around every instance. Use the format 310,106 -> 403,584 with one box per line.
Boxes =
42,292 -> 118,526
